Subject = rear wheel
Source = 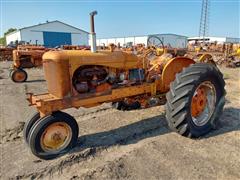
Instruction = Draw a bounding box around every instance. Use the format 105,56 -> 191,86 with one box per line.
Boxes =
11,69 -> 28,82
165,63 -> 225,138
28,111 -> 79,160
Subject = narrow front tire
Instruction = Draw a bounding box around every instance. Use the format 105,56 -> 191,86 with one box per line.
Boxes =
28,111 -> 79,160
11,69 -> 28,82
23,112 -> 40,144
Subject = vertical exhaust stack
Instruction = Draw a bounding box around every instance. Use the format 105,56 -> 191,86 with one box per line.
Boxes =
90,11 -> 97,53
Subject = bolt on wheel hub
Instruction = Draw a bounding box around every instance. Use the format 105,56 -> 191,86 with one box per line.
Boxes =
40,122 -> 72,152
191,88 -> 207,117
191,81 -> 216,126
14,71 -> 25,81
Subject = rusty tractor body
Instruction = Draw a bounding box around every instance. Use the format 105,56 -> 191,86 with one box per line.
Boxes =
25,48 -> 225,159
10,45 -> 49,82
28,50 -> 194,115
24,12 -> 225,160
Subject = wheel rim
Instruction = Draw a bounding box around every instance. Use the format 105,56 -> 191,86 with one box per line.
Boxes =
13,71 -> 26,82
40,122 -> 72,153
191,81 -> 216,126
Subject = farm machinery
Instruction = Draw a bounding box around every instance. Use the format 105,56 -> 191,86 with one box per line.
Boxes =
188,42 -> 240,67
9,45 -> 49,82
24,11 -> 225,160
9,44 -> 91,83
217,46 -> 240,67
0,46 -> 15,61
62,45 -> 91,50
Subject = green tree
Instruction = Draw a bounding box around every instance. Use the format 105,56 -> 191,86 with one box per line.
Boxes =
0,37 -> 5,45
0,28 -> 17,45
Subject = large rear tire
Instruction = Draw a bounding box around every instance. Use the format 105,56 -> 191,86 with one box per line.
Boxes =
165,63 -> 225,138
28,111 -> 79,160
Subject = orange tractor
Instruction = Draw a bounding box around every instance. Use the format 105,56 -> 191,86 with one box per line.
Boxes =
24,11 -> 225,159
10,45 -> 49,82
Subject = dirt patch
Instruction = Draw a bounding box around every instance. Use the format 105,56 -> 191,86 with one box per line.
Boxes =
0,122 -> 25,144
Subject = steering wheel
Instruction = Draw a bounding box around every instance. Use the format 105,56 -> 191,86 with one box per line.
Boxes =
147,35 -> 165,49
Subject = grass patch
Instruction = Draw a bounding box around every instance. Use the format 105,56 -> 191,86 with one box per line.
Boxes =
223,73 -> 230,80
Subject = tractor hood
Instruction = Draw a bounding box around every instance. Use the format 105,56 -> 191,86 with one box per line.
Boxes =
42,50 -> 141,98
42,50 -> 140,69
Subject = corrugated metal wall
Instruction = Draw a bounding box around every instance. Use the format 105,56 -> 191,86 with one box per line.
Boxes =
6,31 -> 21,44
96,36 -> 148,47
97,34 -> 188,48
152,34 -> 187,48
226,37 -> 240,43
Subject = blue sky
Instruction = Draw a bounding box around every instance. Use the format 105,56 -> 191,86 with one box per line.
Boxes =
1,0 -> 239,38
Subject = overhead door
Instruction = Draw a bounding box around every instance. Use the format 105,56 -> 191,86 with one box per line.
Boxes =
43,31 -> 72,47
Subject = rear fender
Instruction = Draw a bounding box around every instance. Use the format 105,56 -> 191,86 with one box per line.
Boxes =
199,54 -> 216,66
160,57 -> 195,92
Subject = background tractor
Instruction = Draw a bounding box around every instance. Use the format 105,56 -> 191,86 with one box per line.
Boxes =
9,45 -> 49,82
24,11 -> 225,160
187,41 -> 240,68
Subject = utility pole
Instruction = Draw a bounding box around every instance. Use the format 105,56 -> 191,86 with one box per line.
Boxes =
199,0 -> 210,43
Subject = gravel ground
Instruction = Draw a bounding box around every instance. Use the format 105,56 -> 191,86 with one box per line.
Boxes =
0,61 -> 239,180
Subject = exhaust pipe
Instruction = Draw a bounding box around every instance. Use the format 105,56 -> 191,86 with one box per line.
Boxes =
90,11 -> 97,53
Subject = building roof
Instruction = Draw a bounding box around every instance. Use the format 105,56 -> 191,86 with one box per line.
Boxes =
150,33 -> 188,38
6,20 -> 89,36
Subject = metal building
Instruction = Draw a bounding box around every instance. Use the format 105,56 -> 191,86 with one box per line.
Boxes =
97,34 -> 188,48
188,36 -> 240,44
6,21 -> 89,47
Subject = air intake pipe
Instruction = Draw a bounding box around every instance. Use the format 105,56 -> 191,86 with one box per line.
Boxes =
90,11 -> 97,53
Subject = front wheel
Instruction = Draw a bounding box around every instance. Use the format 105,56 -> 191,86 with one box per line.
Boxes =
28,111 -> 79,160
165,63 -> 225,138
23,112 -> 40,144
11,69 -> 28,82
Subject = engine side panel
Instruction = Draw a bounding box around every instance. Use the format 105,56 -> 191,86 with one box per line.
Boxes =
43,51 -> 71,98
